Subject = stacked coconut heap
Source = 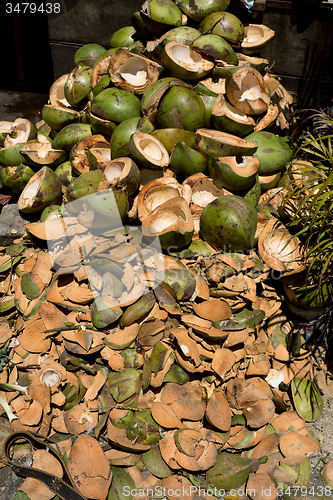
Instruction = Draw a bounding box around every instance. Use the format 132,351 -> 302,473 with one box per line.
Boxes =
1,1 -> 333,499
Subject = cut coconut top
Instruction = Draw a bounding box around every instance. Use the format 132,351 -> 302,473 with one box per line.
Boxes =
144,186 -> 180,213
21,143 -> 63,162
165,41 -> 214,72
258,218 -> 303,273
18,169 -> 45,211
199,78 -> 226,95
109,49 -> 161,93
254,104 -> 279,132
197,128 -> 254,146
0,121 -> 13,134
49,74 -> 71,108
213,96 -> 254,124
226,67 -> 270,115
191,178 -> 224,208
103,161 -> 124,181
150,204 -> 189,233
4,119 -> 34,147
119,57 -> 149,86
242,24 -> 275,48
88,147 -> 112,171
131,133 -> 170,168
244,25 -> 266,44
234,74 -> 262,102
218,155 -> 259,177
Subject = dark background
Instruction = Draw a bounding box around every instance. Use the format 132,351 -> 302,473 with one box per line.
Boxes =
1,0 -> 333,108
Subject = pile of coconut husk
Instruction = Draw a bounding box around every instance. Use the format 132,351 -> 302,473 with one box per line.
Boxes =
1,0 -> 333,499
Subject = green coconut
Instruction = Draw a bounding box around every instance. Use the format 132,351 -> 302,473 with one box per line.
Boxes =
90,297 -> 123,329
17,166 -> 62,213
156,86 -> 206,132
91,87 -> 141,124
199,94 -> 215,128
240,174 -> 261,206
110,117 -> 155,159
147,26 -> 201,64
141,76 -> 190,125
40,204 -> 63,222
54,161 -> 73,187
0,164 -> 34,194
74,43 -> 106,68
199,11 -> 245,47
85,102 -> 117,137
206,452 -> 264,490
66,169 -> 105,202
42,104 -> 80,132
110,26 -> 138,48
160,26 -> 201,46
77,185 -> 129,230
176,0 -> 230,21
140,0 -> 183,34
51,123 -> 92,152
151,129 -> 195,154
89,75 -> 113,101
191,33 -> 238,65
64,65 -> 92,109
170,141 -> 207,178
200,195 -> 258,251
158,268 -> 196,300
244,131 -> 293,175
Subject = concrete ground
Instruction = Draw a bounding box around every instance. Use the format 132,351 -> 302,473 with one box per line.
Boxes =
0,89 -> 49,245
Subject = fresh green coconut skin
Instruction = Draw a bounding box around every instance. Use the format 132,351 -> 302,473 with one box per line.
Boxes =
191,33 -> 238,65
54,161 -> 73,187
51,124 -> 92,152
244,131 -> 293,175
64,65 -> 92,109
156,86 -> 206,132
110,117 -> 155,159
175,0 -> 230,21
66,170 -> 105,202
200,195 -> 258,251
91,88 -> 141,124
199,11 -> 245,47
151,129 -> 195,154
240,175 -> 261,206
74,43 -> 106,68
40,205 -> 63,222
141,76 -> 190,125
0,164 -> 34,194
110,26 -> 138,48
170,141 -> 207,178
140,0 -> 183,34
